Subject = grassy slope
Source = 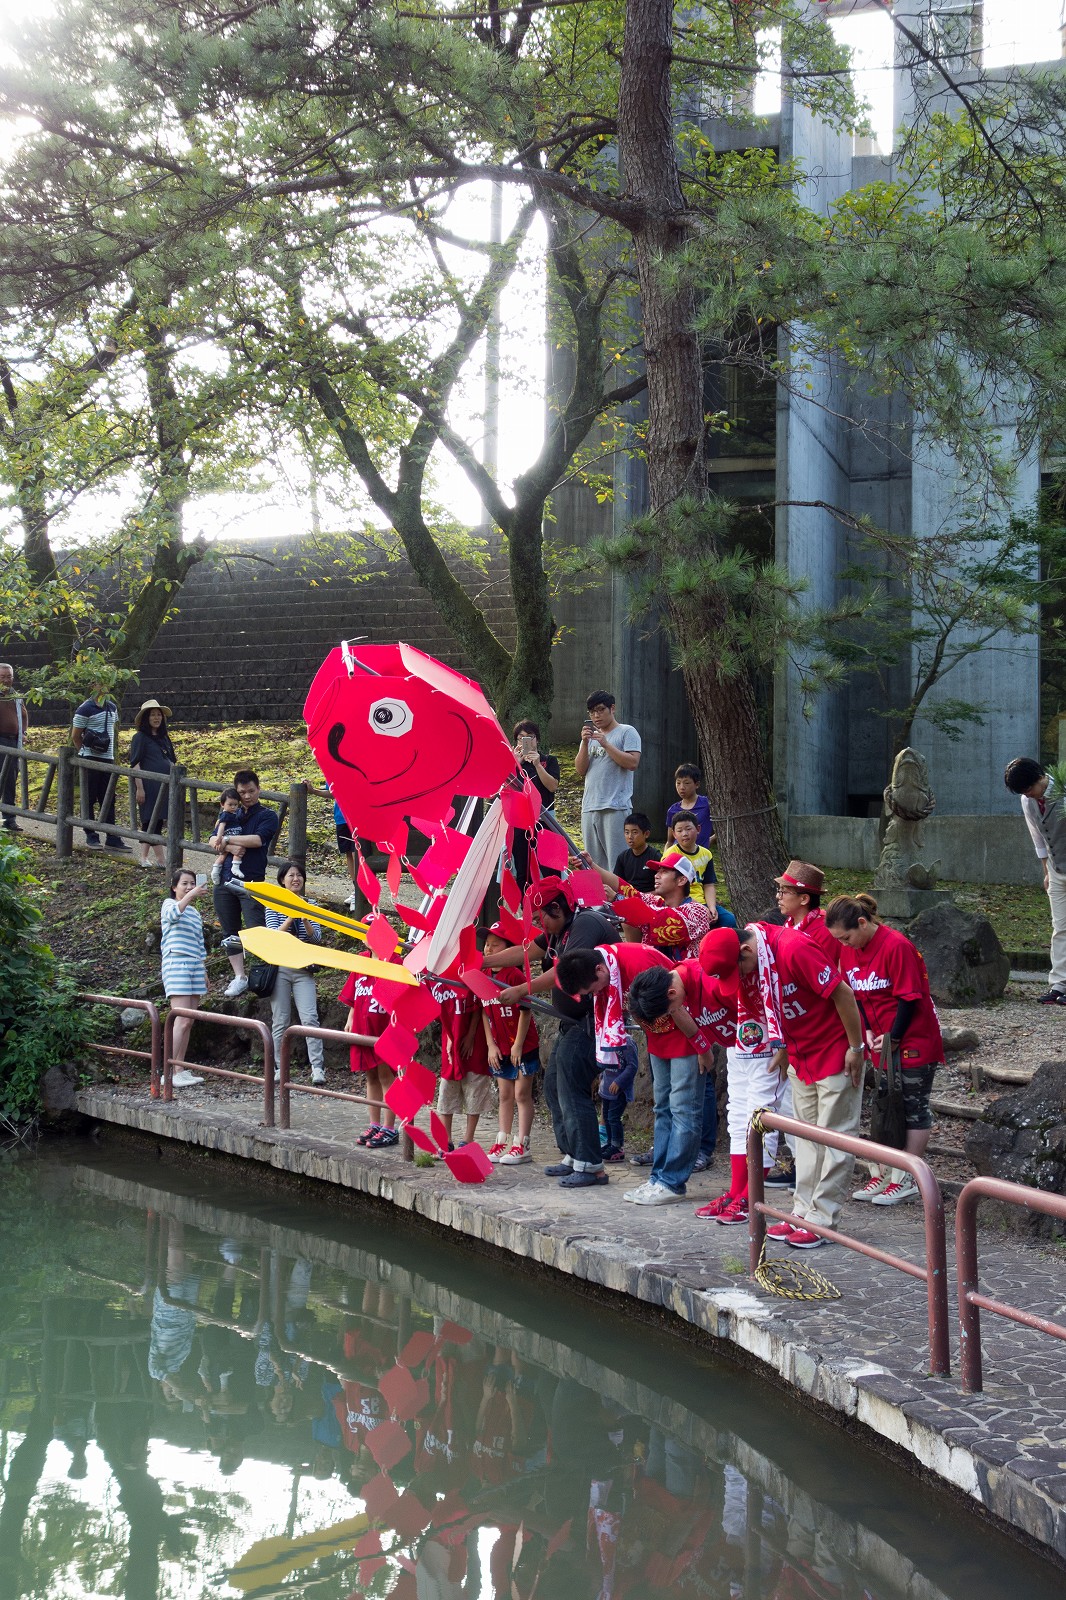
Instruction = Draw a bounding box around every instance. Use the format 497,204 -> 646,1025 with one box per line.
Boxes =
23,723 -> 1050,955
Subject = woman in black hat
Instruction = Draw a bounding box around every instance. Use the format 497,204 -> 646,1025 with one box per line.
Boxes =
129,700 -> 178,867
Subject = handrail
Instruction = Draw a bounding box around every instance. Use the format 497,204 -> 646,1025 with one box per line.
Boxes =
279,1024 -> 414,1161
78,993 -> 162,1098
956,1176 -> 1066,1393
0,742 -> 307,871
747,1110 -> 950,1377
164,1006 -> 276,1126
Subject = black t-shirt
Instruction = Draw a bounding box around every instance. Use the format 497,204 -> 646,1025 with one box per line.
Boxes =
538,907 -> 619,1025
519,753 -> 560,811
612,846 -> 657,894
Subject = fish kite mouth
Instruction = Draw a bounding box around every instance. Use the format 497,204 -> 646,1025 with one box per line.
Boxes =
325,713 -> 474,805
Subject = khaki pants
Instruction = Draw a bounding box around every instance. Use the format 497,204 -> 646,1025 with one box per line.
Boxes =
788,1066 -> 863,1231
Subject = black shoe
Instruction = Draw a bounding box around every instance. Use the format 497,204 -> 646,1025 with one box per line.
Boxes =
84,837 -> 102,848
544,1162 -> 574,1178
764,1162 -> 796,1188
105,840 -> 132,852
558,1169 -> 608,1188
3,821 -> 19,831
1037,989 -> 1066,1006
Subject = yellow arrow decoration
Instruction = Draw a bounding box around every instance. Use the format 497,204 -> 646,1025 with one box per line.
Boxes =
226,1511 -> 369,1591
240,925 -> 416,984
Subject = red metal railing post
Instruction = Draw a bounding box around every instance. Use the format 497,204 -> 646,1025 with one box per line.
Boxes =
956,1181 -> 983,1393
162,1010 -> 175,1102
262,1026 -> 275,1128
747,1121 -> 767,1275
147,1003 -> 161,1098
279,1033 -> 293,1131
79,994 -> 162,1095
747,1109 -> 950,1377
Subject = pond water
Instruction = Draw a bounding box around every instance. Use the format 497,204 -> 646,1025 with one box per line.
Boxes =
0,1142 -> 1061,1600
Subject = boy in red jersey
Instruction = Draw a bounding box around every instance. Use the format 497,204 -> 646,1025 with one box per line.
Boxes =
481,922 -> 540,1167
737,921 -> 865,1249
338,970 -> 397,1150
429,978 -> 493,1150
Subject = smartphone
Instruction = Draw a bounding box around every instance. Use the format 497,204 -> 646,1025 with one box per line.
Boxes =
520,735 -> 535,757
195,873 -> 207,887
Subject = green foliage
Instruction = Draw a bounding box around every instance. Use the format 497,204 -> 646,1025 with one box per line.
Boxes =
598,495 -> 872,715
0,834 -> 90,1120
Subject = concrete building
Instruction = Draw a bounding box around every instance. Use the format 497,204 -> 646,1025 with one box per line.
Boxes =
552,0 -> 1060,866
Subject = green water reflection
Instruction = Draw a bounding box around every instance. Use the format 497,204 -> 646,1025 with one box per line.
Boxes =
0,1143 -> 1060,1600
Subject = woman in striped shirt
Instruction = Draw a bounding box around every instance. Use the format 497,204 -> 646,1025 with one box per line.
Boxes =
266,860 -> 326,1085
161,869 -> 210,1073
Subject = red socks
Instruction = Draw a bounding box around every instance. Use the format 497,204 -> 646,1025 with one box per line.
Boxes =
730,1154 -> 747,1199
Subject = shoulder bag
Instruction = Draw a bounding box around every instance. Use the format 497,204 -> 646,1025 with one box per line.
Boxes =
868,1034 -> 907,1150
247,961 -> 278,998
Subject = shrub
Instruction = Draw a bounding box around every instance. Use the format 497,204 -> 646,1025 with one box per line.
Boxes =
0,834 -> 90,1121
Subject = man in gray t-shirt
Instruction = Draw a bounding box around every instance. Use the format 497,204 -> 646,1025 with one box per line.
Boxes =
575,689 -> 642,868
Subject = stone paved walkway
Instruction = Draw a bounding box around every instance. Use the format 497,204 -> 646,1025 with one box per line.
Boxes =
76,1073 -> 1066,1564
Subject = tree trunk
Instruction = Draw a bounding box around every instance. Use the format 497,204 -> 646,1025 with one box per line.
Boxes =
618,0 -> 787,920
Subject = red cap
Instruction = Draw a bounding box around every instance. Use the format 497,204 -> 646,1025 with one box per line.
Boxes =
698,926 -> 742,994
524,875 -> 576,914
646,850 -> 697,884
486,909 -> 522,943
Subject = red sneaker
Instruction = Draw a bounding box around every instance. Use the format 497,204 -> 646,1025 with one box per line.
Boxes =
766,1222 -> 797,1240
694,1194 -> 737,1220
715,1197 -> 749,1227
787,1228 -> 825,1250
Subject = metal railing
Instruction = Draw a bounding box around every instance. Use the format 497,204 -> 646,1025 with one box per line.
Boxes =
0,742 -> 306,872
279,1024 -> 414,1160
747,1111 -> 951,1377
956,1176 -> 1066,1393
78,994 -> 162,1098
164,1005 -> 277,1123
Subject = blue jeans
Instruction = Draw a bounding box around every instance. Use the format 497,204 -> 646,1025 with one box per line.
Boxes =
602,1091 -> 625,1153
700,1069 -> 718,1159
650,1055 -> 703,1194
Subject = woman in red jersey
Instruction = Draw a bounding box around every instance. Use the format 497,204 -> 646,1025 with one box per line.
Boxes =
825,893 -> 944,1207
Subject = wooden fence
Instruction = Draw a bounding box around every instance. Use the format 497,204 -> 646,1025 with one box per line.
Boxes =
0,742 -> 306,874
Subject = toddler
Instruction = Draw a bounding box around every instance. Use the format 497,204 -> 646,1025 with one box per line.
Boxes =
210,787 -> 246,883
481,924 -> 540,1166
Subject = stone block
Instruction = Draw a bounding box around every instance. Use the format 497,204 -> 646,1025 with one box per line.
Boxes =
905,902 -> 1010,1006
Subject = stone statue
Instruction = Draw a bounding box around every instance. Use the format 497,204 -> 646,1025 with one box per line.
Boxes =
875,747 -> 941,890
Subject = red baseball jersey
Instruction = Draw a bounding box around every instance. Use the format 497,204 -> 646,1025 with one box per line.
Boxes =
838,922 -> 943,1066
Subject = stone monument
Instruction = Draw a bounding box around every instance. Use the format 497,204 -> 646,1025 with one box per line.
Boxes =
873,747 -> 952,921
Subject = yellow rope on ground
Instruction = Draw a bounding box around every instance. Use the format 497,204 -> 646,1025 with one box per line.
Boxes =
750,1108 -> 842,1302
752,1239 -> 842,1302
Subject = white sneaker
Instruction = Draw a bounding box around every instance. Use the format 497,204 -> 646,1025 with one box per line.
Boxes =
852,1170 -> 892,1202
171,1069 -> 204,1088
224,975 -> 249,998
871,1176 -> 919,1206
487,1137 -> 509,1163
498,1140 -> 532,1166
210,860 -> 222,885
623,1181 -> 655,1204
311,1067 -> 326,1086
626,1180 -> 684,1206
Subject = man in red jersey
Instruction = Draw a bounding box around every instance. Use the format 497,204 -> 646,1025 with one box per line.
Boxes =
738,921 -> 864,1249
773,859 -> 840,966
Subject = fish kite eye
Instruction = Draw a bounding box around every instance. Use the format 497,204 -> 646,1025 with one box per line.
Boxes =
368,697 -> 414,737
